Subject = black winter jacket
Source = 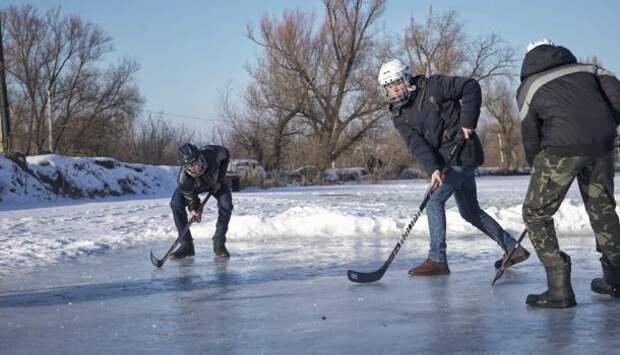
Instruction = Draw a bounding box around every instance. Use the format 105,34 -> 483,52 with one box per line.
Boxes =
517,45 -> 620,166
391,74 -> 484,175
177,145 -> 229,211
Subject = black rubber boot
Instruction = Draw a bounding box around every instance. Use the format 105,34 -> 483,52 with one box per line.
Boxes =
526,252 -> 577,308
591,257 -> 620,298
213,241 -> 230,258
171,237 -> 195,259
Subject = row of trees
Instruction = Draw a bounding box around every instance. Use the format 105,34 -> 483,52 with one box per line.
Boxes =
2,2 -> 529,174
0,5 -> 207,164
223,0 -> 527,177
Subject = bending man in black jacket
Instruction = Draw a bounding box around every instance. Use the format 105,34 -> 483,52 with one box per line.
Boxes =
378,59 -> 529,276
170,143 -> 233,258
518,39 -> 620,308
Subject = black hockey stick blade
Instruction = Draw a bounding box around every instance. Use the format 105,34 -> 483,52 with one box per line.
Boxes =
492,229 -> 527,285
346,143 -> 463,284
150,249 -> 164,268
347,264 -> 388,283
149,193 -> 211,269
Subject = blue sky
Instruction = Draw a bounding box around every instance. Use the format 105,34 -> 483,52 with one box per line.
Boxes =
5,0 -> 620,133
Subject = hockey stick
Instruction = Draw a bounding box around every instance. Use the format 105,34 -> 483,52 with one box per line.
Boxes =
150,193 -> 212,268
491,229 -> 527,285
347,142 -> 463,283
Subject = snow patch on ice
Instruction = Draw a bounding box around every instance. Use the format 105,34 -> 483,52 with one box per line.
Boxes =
0,175 -> 617,278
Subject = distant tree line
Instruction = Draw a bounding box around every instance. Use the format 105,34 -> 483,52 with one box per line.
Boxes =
0,5 -> 205,164
2,2 -> 534,175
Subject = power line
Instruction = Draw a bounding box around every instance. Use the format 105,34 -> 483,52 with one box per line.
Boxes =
144,109 -> 221,122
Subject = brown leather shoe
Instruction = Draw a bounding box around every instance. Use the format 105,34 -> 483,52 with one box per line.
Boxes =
408,259 -> 450,276
494,245 -> 530,270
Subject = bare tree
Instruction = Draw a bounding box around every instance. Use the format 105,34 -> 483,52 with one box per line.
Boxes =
404,9 -> 465,76
219,86 -> 268,165
243,42 -> 309,171
129,115 -> 176,164
466,33 -> 516,80
1,5 -> 142,155
482,79 -> 522,170
247,0 -> 387,171
402,8 -> 516,82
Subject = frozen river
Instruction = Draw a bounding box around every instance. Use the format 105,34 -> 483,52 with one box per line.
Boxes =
1,176 -> 619,354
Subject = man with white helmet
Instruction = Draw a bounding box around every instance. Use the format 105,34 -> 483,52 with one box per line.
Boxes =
378,59 -> 529,276
517,39 -> 620,308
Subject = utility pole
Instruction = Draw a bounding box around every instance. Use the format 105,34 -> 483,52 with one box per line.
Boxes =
0,16 -> 12,154
47,88 -> 53,153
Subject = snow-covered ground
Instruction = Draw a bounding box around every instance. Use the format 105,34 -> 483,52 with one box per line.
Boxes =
1,176 -> 619,354
0,154 -> 178,209
0,176 -> 609,279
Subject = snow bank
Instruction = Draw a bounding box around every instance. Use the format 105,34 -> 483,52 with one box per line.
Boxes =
0,154 -> 178,209
219,198 -> 599,241
0,196 -> 606,278
0,155 -> 56,205
1,174 -> 617,278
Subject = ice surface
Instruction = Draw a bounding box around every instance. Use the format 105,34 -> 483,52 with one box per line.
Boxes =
1,233 -> 618,354
1,176 -> 619,354
0,176 -> 617,278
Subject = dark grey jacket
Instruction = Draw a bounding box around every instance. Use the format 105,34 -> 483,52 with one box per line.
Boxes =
177,145 -> 229,211
390,74 -> 484,175
517,45 -> 620,166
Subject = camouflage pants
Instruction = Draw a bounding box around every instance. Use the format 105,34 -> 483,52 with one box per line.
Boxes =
523,151 -> 620,267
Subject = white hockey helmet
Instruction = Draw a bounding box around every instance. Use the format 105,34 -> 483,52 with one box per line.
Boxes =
378,59 -> 415,105
526,38 -> 555,53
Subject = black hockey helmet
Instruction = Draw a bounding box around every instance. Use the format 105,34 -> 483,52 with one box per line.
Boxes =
177,143 -> 200,165
177,143 -> 207,177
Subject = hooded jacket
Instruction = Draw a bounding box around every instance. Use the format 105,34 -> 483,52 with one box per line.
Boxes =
517,45 -> 620,166
390,74 -> 484,175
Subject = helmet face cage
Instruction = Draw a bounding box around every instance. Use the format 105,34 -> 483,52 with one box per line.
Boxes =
381,78 -> 409,105
177,143 -> 207,177
378,59 -> 414,105
184,154 -> 207,177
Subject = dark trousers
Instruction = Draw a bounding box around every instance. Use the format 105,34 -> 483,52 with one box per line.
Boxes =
170,184 -> 234,244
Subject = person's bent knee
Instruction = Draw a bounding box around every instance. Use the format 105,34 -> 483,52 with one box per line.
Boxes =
458,209 -> 477,224
522,203 -> 547,225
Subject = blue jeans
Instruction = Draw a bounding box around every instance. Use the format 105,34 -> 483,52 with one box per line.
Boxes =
426,166 -> 517,262
170,184 -> 234,244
